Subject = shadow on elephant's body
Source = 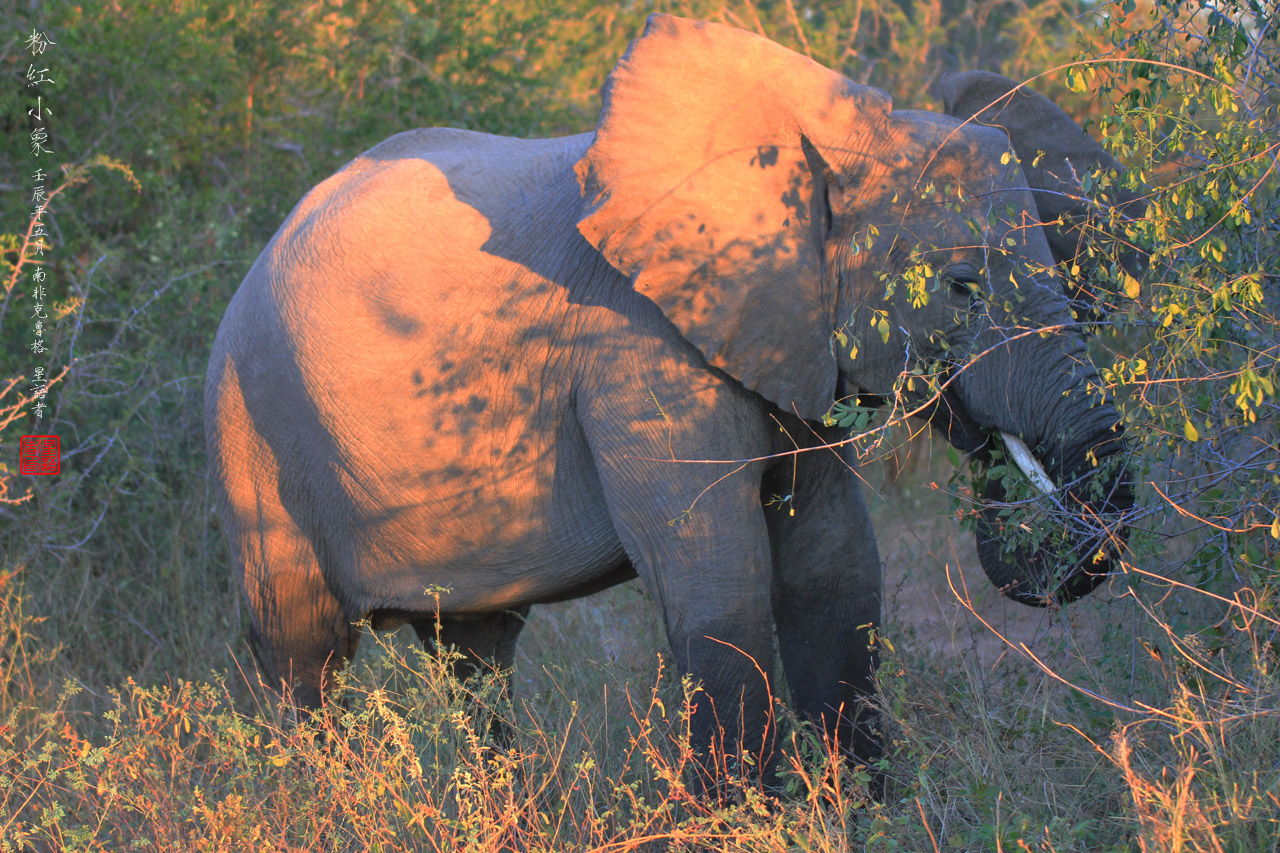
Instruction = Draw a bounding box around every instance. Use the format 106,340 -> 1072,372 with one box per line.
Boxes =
205,14 -> 1135,790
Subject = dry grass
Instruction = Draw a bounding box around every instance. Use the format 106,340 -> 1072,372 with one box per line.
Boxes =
0,481 -> 1261,849
0,605 -> 871,851
2,432 -> 1278,850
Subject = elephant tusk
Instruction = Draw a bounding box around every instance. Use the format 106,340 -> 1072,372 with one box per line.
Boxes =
1000,432 -> 1057,494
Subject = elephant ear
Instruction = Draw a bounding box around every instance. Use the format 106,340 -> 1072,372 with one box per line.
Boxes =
940,71 -> 1148,279
576,14 -> 892,421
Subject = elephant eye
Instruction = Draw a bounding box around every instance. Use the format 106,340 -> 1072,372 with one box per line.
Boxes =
947,275 -> 981,301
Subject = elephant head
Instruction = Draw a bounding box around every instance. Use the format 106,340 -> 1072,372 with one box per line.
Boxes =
576,16 -> 1132,606
939,70 -> 1141,603
941,71 -> 1152,304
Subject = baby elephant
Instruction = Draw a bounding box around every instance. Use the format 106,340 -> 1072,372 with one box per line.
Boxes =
206,14 -> 1132,783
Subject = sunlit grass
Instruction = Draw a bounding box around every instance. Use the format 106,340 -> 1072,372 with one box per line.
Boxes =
0,610 -> 871,851
3,462 -> 1277,851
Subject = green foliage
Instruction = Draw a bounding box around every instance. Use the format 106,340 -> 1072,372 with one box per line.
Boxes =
912,0 -> 1279,846
1084,0 -> 1280,588
1083,10 -> 1280,839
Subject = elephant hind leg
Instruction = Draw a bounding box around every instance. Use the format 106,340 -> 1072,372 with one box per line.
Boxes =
240,531 -> 361,710
210,355 -> 360,710
412,606 -> 530,687
220,470 -> 359,708
412,607 -> 529,743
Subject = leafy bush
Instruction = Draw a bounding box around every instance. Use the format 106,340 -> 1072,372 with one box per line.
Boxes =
874,0 -> 1280,847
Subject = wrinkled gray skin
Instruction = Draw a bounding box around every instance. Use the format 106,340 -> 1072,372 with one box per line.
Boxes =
940,70 -> 1151,305
206,16 -> 1131,780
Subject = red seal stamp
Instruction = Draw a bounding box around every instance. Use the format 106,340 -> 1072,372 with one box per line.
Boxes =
19,435 -> 60,475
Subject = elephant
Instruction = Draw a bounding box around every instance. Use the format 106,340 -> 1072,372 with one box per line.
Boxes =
205,14 -> 1133,783
939,69 -> 1152,311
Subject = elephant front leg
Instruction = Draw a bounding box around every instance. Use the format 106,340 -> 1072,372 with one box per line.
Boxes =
763,435 -> 883,774
578,381 -> 786,793
616,501 -> 779,790
664,590 -> 779,791
586,455 -> 779,787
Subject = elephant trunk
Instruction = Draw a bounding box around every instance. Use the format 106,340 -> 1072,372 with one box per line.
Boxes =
955,327 -> 1134,606
974,416 -> 1132,606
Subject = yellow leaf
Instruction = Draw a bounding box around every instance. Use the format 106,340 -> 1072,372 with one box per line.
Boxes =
1123,273 -> 1140,299
1184,419 -> 1199,442
1271,516 -> 1279,539
1000,151 -> 1012,165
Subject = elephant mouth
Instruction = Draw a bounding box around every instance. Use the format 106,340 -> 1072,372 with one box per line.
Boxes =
920,386 -> 991,456
973,426 -> 1132,607
923,386 -> 1132,607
